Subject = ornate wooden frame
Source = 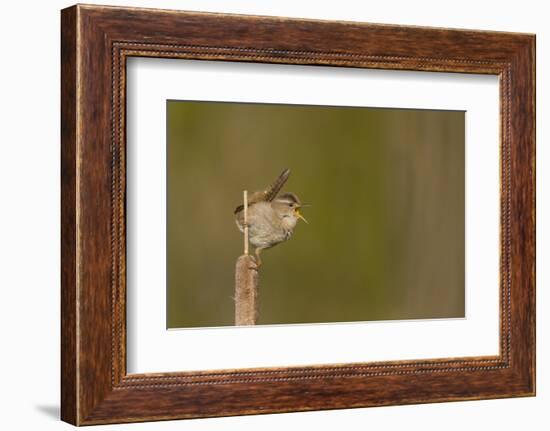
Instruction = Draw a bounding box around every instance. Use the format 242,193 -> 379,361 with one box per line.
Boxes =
61,4 -> 535,425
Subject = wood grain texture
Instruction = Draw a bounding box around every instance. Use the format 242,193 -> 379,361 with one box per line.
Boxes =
60,5 -> 78,425
60,4 -> 535,425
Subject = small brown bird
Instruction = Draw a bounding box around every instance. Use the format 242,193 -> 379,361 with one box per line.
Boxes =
234,169 -> 308,267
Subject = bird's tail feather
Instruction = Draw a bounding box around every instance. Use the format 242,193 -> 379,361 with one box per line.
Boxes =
264,168 -> 290,202
233,168 -> 290,214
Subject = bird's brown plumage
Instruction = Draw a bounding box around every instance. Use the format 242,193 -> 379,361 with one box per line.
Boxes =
233,168 -> 291,214
234,168 -> 306,267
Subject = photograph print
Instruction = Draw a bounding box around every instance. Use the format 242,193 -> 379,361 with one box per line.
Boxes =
167,100 -> 465,329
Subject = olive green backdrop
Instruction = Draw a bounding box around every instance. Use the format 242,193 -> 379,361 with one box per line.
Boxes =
167,101 -> 465,328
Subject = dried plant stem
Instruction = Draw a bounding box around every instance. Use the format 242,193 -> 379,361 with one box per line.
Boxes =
235,190 -> 258,325
243,190 -> 249,255
234,255 -> 259,325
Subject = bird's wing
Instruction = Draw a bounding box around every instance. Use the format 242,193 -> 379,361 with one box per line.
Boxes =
233,168 -> 291,214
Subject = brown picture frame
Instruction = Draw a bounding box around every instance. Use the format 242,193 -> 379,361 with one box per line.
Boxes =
61,4 -> 535,425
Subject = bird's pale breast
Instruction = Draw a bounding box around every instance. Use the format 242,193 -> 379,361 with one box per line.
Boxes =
235,202 -> 294,249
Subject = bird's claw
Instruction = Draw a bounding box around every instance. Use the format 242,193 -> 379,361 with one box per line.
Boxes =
248,256 -> 261,271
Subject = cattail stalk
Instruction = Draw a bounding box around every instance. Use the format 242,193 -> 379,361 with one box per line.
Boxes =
235,190 -> 259,325
243,190 -> 249,255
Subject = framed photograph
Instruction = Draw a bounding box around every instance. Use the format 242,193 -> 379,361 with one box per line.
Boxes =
61,4 -> 535,425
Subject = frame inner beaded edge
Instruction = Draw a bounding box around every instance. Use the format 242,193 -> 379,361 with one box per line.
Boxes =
110,41 -> 512,388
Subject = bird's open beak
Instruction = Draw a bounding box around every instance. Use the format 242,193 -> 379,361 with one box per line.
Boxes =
295,208 -> 308,224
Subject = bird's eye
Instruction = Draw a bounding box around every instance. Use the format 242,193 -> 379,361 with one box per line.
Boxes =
288,203 -> 293,207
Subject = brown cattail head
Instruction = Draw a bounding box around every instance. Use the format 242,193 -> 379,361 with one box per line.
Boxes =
234,255 -> 259,325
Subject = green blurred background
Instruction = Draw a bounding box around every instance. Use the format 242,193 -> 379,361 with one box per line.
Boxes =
167,100 -> 465,328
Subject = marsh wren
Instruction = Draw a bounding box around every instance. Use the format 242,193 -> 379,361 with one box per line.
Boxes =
234,169 -> 308,267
